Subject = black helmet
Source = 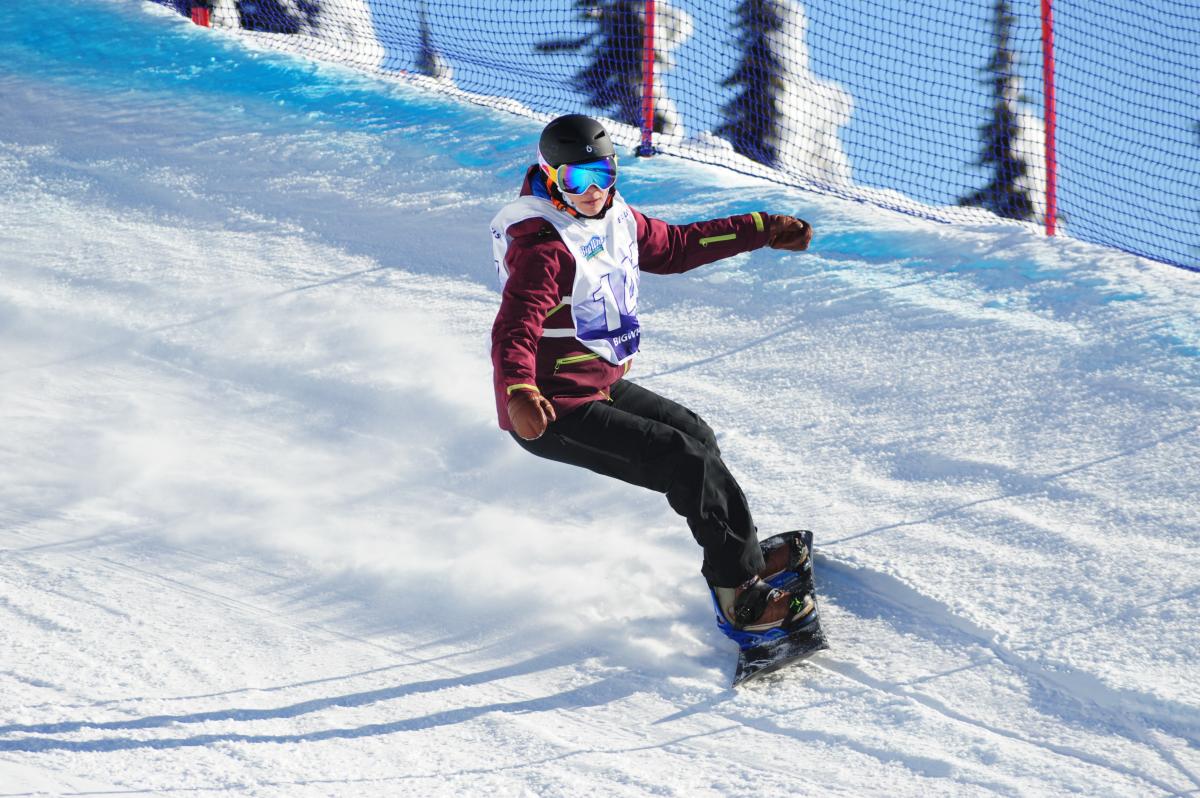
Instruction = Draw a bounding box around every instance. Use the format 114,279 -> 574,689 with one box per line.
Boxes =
538,114 -> 615,167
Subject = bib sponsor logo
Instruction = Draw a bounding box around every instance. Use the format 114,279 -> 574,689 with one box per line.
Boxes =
613,327 -> 640,346
582,235 -> 606,260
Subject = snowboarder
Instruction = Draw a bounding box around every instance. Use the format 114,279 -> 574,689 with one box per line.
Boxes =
489,114 -> 814,633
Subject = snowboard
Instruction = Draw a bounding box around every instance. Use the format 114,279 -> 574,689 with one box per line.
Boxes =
710,530 -> 829,687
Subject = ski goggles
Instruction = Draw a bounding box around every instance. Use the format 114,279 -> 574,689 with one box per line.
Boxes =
539,153 -> 619,195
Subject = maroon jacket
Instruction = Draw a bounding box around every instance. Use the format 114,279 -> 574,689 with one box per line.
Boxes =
491,166 -> 774,430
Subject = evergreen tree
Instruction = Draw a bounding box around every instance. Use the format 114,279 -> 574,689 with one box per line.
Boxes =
716,0 -> 852,184
960,0 -> 1035,220
717,0 -> 786,166
578,1 -> 645,129
536,1 -> 681,134
415,1 -> 452,81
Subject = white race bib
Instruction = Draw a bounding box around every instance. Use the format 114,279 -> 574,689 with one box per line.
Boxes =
491,194 -> 641,365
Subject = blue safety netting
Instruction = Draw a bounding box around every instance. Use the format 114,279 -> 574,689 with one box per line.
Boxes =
152,1 -> 1200,272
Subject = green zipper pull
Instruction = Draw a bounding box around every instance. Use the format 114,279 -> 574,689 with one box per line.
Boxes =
699,233 -> 737,247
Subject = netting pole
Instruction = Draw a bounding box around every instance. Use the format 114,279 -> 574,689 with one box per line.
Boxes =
636,0 -> 656,157
1040,0 -> 1058,236
189,2 -> 211,27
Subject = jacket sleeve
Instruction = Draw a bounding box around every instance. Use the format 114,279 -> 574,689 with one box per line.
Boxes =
635,209 -> 773,275
491,221 -> 568,397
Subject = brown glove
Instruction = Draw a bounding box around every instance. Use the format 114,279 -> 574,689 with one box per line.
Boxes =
767,214 -> 813,251
507,389 -> 557,440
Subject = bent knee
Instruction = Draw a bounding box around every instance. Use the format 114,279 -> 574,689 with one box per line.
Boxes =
690,415 -> 720,454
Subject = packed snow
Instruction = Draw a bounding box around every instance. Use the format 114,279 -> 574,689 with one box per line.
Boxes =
1,2 -> 1198,796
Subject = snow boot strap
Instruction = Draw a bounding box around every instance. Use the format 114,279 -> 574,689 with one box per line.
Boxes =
731,577 -> 780,627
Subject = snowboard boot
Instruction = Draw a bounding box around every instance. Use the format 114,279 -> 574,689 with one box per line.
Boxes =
714,576 -> 815,633
759,531 -> 810,580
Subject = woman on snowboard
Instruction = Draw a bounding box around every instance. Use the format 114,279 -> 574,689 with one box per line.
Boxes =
489,114 -> 813,632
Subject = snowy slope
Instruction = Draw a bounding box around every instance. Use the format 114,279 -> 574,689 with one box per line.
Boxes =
2,2 -> 1198,796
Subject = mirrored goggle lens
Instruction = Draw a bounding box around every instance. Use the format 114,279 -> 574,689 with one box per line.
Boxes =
556,157 -> 618,194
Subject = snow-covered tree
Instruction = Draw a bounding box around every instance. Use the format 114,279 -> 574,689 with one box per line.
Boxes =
537,1 -> 691,136
717,0 -> 852,185
415,1 -> 453,82
717,1 -> 785,166
207,1 -> 386,72
960,0 -> 1046,222
207,0 -> 316,34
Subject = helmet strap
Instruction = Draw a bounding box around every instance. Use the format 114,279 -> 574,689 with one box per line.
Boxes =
544,174 -> 578,216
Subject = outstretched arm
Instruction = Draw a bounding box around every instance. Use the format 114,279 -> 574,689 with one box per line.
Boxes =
635,210 -> 812,275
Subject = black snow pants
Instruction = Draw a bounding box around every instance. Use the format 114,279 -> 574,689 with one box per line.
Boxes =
512,379 -> 764,588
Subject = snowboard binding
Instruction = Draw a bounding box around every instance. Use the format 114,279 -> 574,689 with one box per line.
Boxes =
760,529 -> 810,579
709,530 -> 829,686
718,575 -> 816,635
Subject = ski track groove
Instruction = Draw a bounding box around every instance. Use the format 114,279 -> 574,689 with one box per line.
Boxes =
7,533 -> 1186,796
814,659 -> 1186,797
825,551 -> 1200,739
1145,729 -> 1200,796
817,553 -> 1200,795
0,540 -> 820,793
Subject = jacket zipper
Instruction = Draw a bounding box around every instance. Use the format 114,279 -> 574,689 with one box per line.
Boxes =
554,352 -> 601,373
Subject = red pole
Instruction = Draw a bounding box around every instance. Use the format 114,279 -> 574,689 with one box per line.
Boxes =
1040,0 -> 1058,236
637,1 -> 656,156
190,3 -> 211,27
